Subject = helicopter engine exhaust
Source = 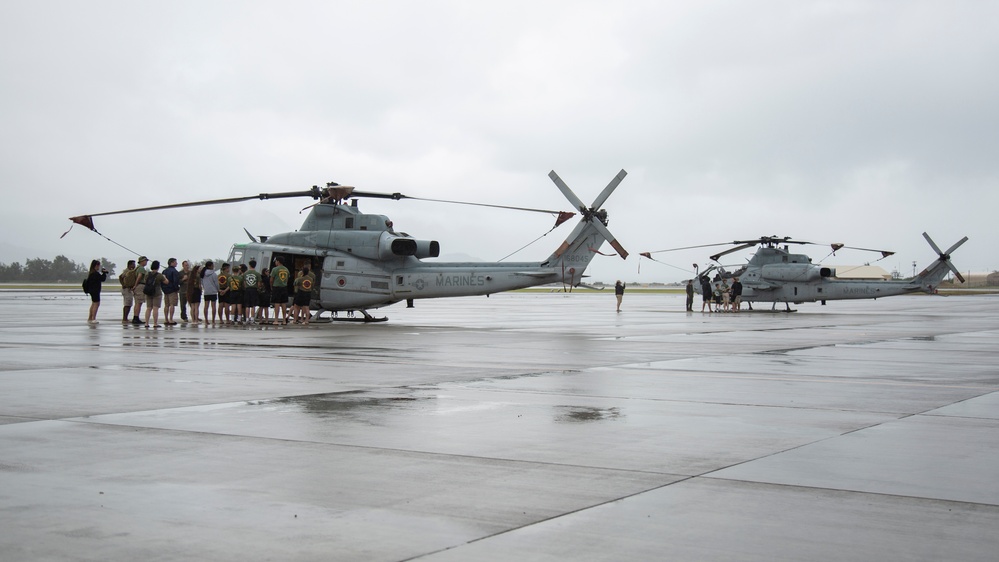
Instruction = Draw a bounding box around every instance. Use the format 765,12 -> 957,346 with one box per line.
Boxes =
390,238 -> 418,256
414,240 -> 440,259
386,237 -> 440,259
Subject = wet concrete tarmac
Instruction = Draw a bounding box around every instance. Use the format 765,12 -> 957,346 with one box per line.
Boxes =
1,290 -> 998,560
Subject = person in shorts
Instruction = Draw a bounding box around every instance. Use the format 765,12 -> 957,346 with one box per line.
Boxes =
187,264 -> 203,324
201,261 -> 220,325
217,263 -> 231,324
242,260 -> 261,324
228,264 -> 245,324
162,258 -> 181,325
119,259 -> 137,324
270,257 -> 290,324
292,266 -> 315,324
258,267 -> 272,324
131,256 -> 149,324
143,260 -> 166,328
85,259 -> 108,324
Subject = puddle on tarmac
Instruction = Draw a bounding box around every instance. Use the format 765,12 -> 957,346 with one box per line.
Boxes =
553,405 -> 623,423
276,390 -> 434,418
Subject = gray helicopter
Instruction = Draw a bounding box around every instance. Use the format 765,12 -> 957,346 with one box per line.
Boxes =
70,170 -> 629,321
647,233 -> 968,311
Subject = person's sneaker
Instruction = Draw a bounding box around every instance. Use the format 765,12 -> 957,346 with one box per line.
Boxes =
121,319 -> 129,324
131,318 -> 142,325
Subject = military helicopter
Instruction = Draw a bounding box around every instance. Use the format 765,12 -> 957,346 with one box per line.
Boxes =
69,170 -> 629,321
643,233 -> 968,311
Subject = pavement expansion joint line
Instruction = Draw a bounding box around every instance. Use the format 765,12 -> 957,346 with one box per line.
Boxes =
698,476 -> 999,509
406,474 -> 701,561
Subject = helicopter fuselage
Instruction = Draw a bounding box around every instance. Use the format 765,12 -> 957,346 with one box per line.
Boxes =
227,198 -> 607,313
702,243 -> 958,306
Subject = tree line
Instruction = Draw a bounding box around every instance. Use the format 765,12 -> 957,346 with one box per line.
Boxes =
0,256 -> 117,282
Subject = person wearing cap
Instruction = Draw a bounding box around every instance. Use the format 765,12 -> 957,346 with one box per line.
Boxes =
131,256 -> 149,325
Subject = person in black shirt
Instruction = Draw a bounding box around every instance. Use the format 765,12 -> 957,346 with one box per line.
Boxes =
700,276 -> 713,312
85,259 -> 108,324
731,277 -> 744,313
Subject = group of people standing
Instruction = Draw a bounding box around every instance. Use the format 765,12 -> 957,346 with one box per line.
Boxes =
689,275 -> 743,312
87,255 -> 317,327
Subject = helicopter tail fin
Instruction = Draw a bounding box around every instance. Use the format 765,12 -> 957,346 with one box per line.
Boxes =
910,232 -> 968,292
540,221 -> 607,285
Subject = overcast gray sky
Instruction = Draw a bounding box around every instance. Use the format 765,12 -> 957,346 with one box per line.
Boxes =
2,1 -> 996,284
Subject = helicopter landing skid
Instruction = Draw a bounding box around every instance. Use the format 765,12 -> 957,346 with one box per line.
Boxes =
321,310 -> 388,323
742,302 -> 796,313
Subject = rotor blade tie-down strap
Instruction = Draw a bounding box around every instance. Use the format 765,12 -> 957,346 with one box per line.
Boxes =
62,218 -> 142,257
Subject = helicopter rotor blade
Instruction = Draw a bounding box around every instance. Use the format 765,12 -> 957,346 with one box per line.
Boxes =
922,232 -> 944,256
923,232 -> 968,283
835,244 -> 895,257
942,235 -> 969,257
590,169 -> 627,210
589,219 -> 628,259
72,189 -> 319,220
548,170 -> 588,213
645,241 -> 740,254
385,194 -> 571,216
71,184 -> 574,231
709,242 -> 758,262
68,187 -> 325,228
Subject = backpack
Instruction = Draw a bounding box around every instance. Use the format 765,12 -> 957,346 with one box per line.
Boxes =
82,279 -> 90,294
120,268 -> 137,289
143,273 -> 157,296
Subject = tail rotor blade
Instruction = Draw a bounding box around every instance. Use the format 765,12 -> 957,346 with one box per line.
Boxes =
591,169 -> 627,210
549,170 -> 587,212
948,263 -> 966,283
922,232 -> 944,256
943,236 -> 969,257
591,220 -> 628,260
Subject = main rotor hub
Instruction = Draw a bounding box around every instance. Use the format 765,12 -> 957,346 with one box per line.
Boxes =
582,208 -> 608,226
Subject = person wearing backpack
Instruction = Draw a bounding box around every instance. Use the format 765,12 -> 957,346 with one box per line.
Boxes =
84,259 -> 108,325
142,260 -> 167,328
118,259 -> 137,325
161,258 -> 181,326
